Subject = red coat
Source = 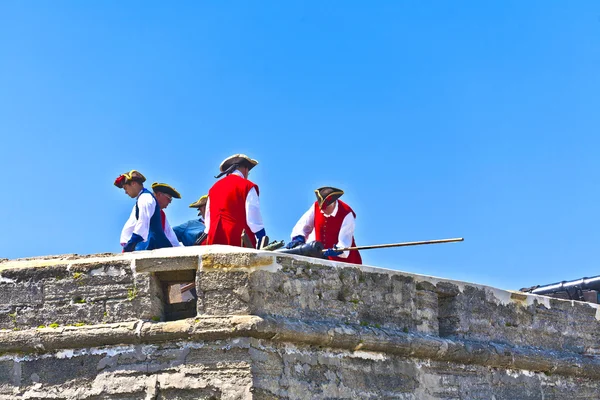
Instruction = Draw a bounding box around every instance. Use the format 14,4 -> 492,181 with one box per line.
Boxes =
314,200 -> 362,264
206,174 -> 259,248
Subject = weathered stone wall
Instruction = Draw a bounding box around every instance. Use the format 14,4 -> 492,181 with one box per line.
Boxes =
1,246 -> 600,399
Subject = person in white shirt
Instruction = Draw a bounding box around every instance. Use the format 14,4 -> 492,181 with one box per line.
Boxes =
286,186 -> 362,264
114,170 -> 173,252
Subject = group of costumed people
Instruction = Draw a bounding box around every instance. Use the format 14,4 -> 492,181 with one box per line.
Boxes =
114,154 -> 362,264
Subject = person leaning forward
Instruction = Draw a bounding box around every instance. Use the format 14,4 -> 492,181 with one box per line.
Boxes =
286,186 -> 362,264
151,182 -> 183,248
114,170 -> 173,252
173,194 -> 208,246
204,154 -> 266,248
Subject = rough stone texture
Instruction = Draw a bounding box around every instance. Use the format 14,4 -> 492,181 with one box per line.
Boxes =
0,246 -> 599,399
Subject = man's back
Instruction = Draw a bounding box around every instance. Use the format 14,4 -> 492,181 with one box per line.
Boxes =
206,174 -> 258,247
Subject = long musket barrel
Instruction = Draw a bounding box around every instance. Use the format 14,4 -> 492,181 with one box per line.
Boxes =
331,237 -> 464,252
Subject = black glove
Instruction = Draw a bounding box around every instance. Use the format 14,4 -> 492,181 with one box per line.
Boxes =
286,235 -> 305,249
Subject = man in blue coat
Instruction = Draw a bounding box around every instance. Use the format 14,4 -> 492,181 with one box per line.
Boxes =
173,195 -> 207,246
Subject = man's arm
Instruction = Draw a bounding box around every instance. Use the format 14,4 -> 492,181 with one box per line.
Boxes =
132,192 -> 153,241
290,206 -> 315,240
120,206 -> 137,245
164,217 -> 182,247
204,197 -> 211,231
245,188 -> 264,233
335,213 -> 356,258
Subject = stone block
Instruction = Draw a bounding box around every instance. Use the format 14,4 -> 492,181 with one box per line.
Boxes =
202,251 -> 274,269
0,282 -> 43,306
0,361 -> 13,385
20,354 -> 104,386
135,256 -> 198,273
0,264 -> 70,282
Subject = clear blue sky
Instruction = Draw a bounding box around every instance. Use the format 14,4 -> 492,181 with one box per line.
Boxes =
1,1 -> 599,291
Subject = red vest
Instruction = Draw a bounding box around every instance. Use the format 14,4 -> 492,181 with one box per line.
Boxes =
314,200 -> 362,264
206,174 -> 259,248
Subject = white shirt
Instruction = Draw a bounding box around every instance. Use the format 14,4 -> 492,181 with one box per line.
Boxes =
120,189 -> 155,244
290,200 -> 355,258
163,213 -> 182,247
204,170 -> 264,233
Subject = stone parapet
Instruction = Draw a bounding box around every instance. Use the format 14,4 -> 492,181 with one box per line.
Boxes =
0,246 -> 599,398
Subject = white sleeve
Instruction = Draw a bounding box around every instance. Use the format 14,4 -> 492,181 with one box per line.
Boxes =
163,216 -> 182,247
336,213 -> 356,258
290,206 -> 315,239
132,192 -> 154,241
120,205 -> 137,245
204,197 -> 210,231
245,187 -> 264,233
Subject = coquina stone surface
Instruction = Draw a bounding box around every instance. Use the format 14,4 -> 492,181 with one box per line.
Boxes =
0,245 -> 599,399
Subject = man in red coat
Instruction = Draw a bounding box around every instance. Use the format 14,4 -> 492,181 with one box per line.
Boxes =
286,187 -> 362,264
204,154 -> 266,248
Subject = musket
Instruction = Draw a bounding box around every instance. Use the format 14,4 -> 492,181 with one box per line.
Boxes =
331,237 -> 464,253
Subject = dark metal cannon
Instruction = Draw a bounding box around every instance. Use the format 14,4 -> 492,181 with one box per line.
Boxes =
520,275 -> 600,303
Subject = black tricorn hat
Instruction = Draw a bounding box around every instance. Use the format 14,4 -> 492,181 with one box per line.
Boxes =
114,170 -> 146,188
315,186 -> 344,209
151,182 -> 181,199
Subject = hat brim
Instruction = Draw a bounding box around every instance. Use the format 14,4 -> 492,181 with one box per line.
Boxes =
189,196 -> 208,208
219,154 -> 259,173
151,183 -> 181,199
115,170 -> 146,188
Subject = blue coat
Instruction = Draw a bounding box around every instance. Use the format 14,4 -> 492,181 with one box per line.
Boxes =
173,218 -> 206,246
134,189 -> 173,251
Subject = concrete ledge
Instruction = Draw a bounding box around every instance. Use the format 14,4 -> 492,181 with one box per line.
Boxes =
1,316 -> 599,380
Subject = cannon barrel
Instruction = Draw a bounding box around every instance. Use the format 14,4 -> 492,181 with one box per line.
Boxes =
274,241 -> 325,258
524,275 -> 600,296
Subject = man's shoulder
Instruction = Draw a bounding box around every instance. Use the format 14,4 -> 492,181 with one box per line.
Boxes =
213,174 -> 257,189
137,191 -> 156,204
337,200 -> 355,214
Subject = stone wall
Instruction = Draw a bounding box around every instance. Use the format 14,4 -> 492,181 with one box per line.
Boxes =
0,246 -> 599,399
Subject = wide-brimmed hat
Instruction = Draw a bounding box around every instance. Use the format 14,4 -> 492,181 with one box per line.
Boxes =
219,154 -> 258,173
315,186 -> 344,209
189,194 -> 208,209
151,182 -> 181,199
114,170 -> 146,188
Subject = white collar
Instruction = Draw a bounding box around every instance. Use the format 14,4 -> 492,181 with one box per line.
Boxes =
320,201 -> 338,217
229,170 -> 245,179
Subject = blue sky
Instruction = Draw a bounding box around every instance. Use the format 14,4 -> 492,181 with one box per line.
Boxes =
1,1 -> 599,291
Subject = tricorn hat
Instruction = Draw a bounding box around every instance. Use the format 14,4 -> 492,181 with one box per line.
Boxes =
151,182 -> 181,199
217,154 -> 258,177
189,194 -> 208,209
114,170 -> 146,188
315,186 -> 344,209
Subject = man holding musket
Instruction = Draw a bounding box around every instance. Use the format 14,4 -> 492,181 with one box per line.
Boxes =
286,186 -> 362,264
